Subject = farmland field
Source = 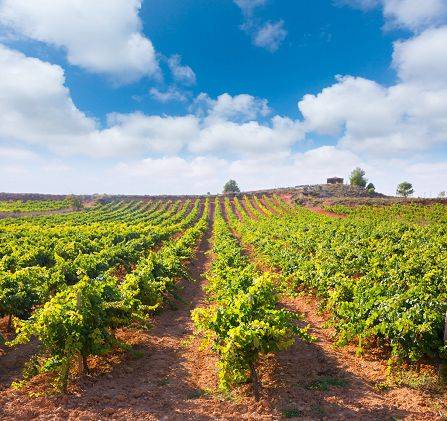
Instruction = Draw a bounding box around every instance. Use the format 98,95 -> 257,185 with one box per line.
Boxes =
1,196 -> 447,420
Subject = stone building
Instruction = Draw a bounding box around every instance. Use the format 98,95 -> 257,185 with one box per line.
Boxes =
327,177 -> 344,185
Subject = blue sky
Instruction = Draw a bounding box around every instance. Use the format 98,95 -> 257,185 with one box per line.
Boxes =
0,0 -> 446,196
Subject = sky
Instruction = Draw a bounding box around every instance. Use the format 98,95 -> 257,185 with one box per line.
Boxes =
0,0 -> 446,196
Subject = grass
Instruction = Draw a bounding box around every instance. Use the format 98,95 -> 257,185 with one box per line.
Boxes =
392,368 -> 444,393
282,408 -> 302,418
306,376 -> 348,391
188,388 -> 205,399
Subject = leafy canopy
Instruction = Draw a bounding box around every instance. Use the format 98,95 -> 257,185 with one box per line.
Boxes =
223,180 -> 240,194
349,167 -> 367,188
396,181 -> 414,197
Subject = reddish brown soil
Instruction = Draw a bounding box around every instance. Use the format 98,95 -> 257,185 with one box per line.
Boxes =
229,198 -> 244,220
305,206 -> 347,219
273,294 -> 447,420
249,197 -> 268,217
259,197 -> 279,215
227,199 -> 447,420
238,198 -> 257,220
279,193 -> 294,204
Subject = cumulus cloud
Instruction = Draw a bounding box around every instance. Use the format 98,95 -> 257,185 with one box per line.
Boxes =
234,0 -> 287,52
190,116 -> 304,157
108,147 -> 447,196
0,44 -> 96,152
298,25 -> 447,155
0,0 -> 160,83
393,26 -> 447,88
89,113 -> 200,157
0,43 -> 304,159
114,147 -> 358,194
252,20 -> 287,52
149,87 -> 189,103
167,54 -> 196,86
339,0 -> 447,31
192,93 -> 271,123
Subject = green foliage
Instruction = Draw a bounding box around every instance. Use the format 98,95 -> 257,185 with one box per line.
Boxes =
223,179 -> 240,194
0,267 -> 48,325
193,203 -> 312,397
68,195 -> 84,211
232,199 -> 447,363
9,276 -> 141,390
396,181 -> 414,197
366,182 -> 376,194
2,198 -> 208,391
349,167 -> 367,188
0,199 -> 71,213
306,376 -> 348,391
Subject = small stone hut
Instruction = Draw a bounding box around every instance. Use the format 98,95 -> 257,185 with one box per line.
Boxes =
327,177 -> 344,185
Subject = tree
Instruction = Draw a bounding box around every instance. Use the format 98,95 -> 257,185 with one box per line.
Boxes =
396,182 -> 414,197
366,182 -> 376,194
349,168 -> 367,188
223,180 -> 240,194
68,195 -> 83,211
438,191 -> 446,198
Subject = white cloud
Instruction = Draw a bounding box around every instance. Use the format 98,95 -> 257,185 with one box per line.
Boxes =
252,20 -> 287,52
113,148 -> 357,194
234,0 -> 267,16
110,148 -> 447,196
190,116 -> 304,157
0,43 -> 304,159
0,44 -> 96,152
193,92 -> 271,123
382,0 -> 447,31
0,146 -> 38,161
149,86 -> 189,103
0,0 -> 159,83
340,0 -> 447,31
88,113 -> 200,157
234,0 -> 287,52
167,54 -> 196,86
298,26 -> 447,156
393,26 -> 447,89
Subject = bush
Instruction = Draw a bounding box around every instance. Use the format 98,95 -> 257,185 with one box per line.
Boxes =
396,182 -> 414,197
349,168 -> 367,188
223,180 -> 240,194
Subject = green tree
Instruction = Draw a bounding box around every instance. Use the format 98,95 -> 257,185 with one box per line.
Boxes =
68,195 -> 83,211
366,182 -> 376,194
396,182 -> 414,197
223,180 -> 240,194
438,191 -> 446,198
349,167 -> 367,188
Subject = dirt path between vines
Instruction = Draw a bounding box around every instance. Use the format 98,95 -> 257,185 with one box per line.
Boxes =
223,198 -> 447,420
305,206 -> 347,219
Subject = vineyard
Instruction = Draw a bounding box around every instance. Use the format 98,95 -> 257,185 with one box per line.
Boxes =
0,199 -> 72,213
1,196 -> 447,419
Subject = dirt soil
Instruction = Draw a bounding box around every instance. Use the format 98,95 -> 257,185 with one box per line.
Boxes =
226,197 -> 446,420
1,198 -> 446,420
305,206 -> 347,219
